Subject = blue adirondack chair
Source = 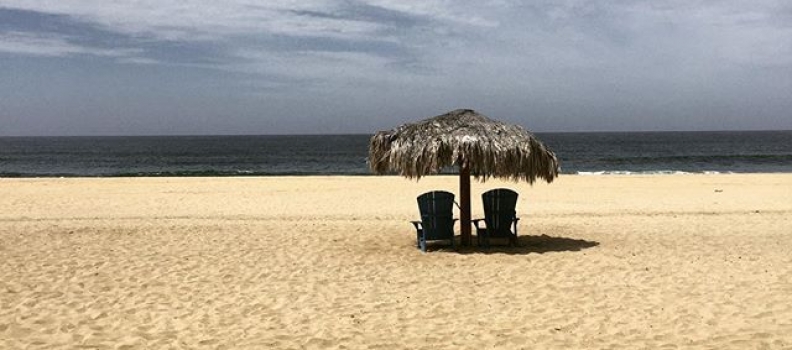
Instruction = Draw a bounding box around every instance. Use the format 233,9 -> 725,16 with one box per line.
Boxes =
473,188 -> 520,248
411,191 -> 457,252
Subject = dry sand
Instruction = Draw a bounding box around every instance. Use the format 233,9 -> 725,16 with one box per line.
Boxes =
1,174 -> 791,349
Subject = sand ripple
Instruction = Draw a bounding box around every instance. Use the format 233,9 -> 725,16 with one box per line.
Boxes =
2,175 -> 791,349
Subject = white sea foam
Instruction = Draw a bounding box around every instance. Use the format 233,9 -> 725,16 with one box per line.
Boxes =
575,170 -> 725,176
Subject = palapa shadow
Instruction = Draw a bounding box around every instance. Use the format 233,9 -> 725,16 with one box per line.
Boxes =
420,235 -> 599,255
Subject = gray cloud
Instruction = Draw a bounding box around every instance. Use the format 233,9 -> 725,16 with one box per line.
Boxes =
0,1 -> 790,135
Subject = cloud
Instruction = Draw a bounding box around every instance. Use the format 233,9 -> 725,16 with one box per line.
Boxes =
0,0 -> 790,134
1,1 -> 789,86
0,2 -> 456,79
0,1 -> 402,40
0,31 -> 139,57
1,1 -> 788,63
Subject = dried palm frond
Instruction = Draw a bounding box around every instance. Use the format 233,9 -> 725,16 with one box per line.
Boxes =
368,109 -> 559,184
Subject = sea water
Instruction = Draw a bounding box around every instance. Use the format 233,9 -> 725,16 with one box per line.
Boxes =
1,131 -> 791,177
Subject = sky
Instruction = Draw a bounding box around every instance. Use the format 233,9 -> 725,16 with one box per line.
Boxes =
0,1 -> 791,136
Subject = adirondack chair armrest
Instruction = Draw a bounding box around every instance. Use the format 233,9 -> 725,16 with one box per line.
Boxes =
471,219 -> 487,235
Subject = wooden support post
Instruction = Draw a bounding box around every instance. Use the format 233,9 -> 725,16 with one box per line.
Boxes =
460,164 -> 472,246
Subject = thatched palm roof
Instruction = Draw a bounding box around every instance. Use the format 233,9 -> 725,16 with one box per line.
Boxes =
368,109 -> 559,184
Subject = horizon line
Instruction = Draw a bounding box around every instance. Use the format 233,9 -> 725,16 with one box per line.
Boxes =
1,129 -> 791,138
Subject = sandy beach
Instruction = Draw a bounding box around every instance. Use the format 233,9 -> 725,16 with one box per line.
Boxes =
1,174 -> 791,349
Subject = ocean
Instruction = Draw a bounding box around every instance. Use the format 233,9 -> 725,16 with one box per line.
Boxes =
1,131 -> 791,177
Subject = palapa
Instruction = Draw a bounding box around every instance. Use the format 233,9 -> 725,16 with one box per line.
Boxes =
368,109 -> 559,246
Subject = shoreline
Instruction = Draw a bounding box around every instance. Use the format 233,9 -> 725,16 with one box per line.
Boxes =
3,170 -> 792,179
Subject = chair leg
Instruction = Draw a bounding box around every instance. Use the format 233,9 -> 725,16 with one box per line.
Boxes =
420,238 -> 427,253
512,229 -> 518,246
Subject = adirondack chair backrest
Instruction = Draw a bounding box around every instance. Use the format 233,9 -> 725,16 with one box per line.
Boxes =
416,191 -> 455,241
482,188 -> 518,238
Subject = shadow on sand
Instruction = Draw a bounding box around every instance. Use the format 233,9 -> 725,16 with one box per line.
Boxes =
425,235 -> 599,255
